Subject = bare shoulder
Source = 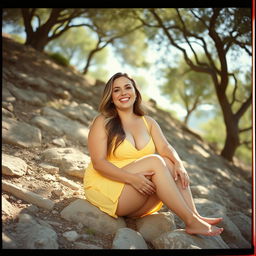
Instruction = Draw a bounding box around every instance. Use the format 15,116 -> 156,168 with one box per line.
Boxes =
144,115 -> 158,129
91,114 -> 105,127
144,115 -> 157,124
89,114 -> 107,134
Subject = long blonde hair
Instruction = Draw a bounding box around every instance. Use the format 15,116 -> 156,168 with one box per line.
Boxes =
99,72 -> 145,156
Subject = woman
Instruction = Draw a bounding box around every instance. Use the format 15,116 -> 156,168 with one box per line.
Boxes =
84,72 -> 224,236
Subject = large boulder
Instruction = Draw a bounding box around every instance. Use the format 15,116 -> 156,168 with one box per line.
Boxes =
152,229 -> 229,249
60,199 -> 126,235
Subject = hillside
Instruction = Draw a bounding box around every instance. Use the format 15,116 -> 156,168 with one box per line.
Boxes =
2,35 -> 253,250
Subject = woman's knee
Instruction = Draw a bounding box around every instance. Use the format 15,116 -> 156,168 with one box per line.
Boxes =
145,154 -> 168,169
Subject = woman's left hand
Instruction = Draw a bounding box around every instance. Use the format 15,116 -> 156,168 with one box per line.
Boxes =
173,165 -> 190,189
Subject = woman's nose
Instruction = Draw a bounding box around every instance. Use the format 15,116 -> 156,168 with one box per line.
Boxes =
120,89 -> 126,95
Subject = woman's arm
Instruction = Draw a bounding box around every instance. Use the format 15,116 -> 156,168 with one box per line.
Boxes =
87,115 -> 155,195
146,116 -> 189,189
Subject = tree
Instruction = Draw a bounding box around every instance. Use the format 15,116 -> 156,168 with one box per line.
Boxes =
161,56 -> 215,125
21,8 -> 90,51
3,8 -> 146,75
137,8 -> 252,161
81,8 -> 146,74
45,26 -> 108,73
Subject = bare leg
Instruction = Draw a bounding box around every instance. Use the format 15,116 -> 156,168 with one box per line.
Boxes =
116,154 -> 223,236
163,157 -> 223,225
116,187 -> 161,218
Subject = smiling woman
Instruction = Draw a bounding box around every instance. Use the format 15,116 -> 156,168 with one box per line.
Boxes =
83,72 -> 224,236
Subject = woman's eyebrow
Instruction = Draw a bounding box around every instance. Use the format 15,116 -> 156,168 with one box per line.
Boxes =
113,83 -> 131,89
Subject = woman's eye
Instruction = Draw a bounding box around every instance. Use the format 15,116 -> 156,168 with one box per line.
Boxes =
113,89 -> 119,93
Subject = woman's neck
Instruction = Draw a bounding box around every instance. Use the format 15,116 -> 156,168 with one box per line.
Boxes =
116,108 -> 137,122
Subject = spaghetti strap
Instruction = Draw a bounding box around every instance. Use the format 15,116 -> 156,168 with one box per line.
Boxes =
142,116 -> 150,133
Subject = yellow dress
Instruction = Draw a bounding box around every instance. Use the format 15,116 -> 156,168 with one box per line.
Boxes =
83,116 -> 163,218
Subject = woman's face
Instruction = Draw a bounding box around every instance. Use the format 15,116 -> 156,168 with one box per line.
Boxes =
111,76 -> 137,110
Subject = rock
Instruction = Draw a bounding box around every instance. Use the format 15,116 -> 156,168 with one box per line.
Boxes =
2,154 -> 27,176
193,198 -> 250,248
57,176 -> 80,190
39,163 -> 59,174
32,107 -> 90,145
219,214 -> 251,248
60,199 -> 126,235
60,103 -> 98,125
52,138 -> 66,147
2,196 -> 20,217
41,147 -> 90,178
229,212 -> 252,243
2,232 -> 17,249
2,117 -> 42,148
16,213 -> 58,249
2,180 -> 55,210
73,242 -> 103,249
112,228 -> 148,249
152,229 -> 229,249
7,83 -> 47,106
194,198 -> 227,217
136,212 -> 176,242
2,107 -> 15,118
63,231 -> 80,242
2,85 -> 16,102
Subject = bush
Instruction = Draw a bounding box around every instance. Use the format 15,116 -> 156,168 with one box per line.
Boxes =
47,52 -> 70,67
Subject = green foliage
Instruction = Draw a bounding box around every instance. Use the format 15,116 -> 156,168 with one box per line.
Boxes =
87,69 -> 109,82
200,107 -> 252,165
200,113 -> 226,150
8,34 -> 25,44
160,55 -> 216,124
112,29 -> 149,68
235,144 -> 252,165
47,52 -> 70,67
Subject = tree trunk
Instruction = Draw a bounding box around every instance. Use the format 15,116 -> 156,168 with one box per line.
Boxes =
25,31 -> 49,52
82,48 -> 99,75
217,93 -> 240,161
221,118 -> 239,161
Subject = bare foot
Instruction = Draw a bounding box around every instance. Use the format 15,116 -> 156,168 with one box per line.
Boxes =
186,218 -> 224,236
199,216 -> 223,225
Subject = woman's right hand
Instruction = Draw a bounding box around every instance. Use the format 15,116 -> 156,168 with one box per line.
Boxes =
129,171 -> 156,196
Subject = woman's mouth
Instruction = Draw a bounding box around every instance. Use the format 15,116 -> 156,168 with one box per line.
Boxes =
119,97 -> 130,103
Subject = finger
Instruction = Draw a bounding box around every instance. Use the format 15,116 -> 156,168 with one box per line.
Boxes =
174,170 -> 178,181
143,186 -> 153,195
146,180 -> 156,191
184,176 -> 189,189
139,188 -> 146,195
186,175 -> 190,187
143,188 -> 152,195
143,171 -> 155,177
181,174 -> 186,189
146,183 -> 156,193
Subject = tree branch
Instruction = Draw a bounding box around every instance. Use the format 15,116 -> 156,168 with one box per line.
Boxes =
239,127 -> 252,133
229,72 -> 240,106
235,93 -> 252,120
149,8 -> 212,75
208,8 -> 229,91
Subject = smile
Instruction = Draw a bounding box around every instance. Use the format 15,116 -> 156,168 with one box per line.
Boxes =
119,97 -> 130,103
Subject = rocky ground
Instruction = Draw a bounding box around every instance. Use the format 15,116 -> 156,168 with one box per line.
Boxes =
2,35 -> 253,250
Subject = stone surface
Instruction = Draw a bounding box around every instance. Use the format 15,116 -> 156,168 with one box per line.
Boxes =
152,229 -> 229,249
60,199 -> 126,235
136,212 -> 176,242
112,228 -> 148,249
